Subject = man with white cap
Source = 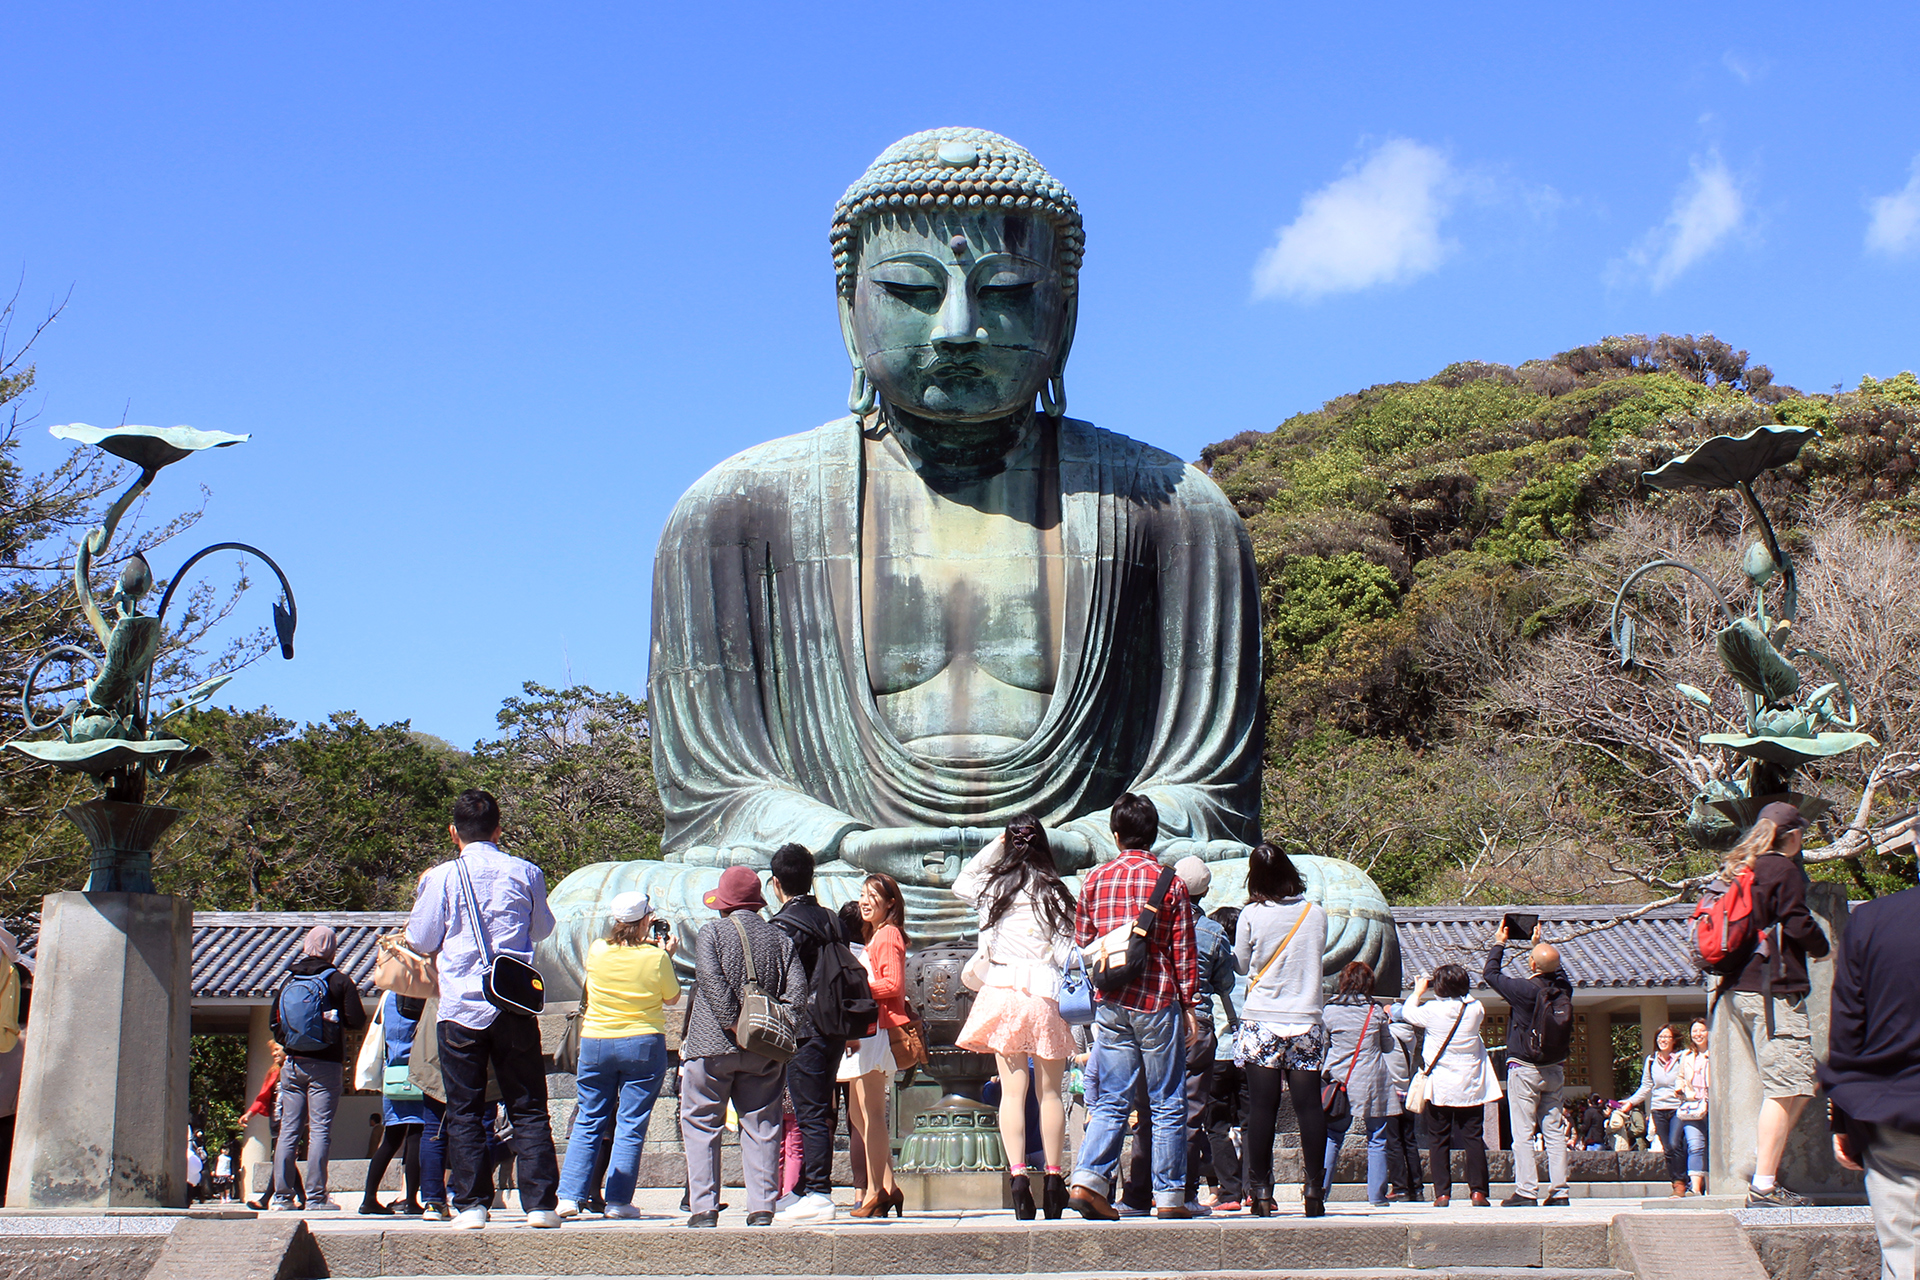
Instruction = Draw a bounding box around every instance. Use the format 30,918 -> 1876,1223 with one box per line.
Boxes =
1118,856 -> 1236,1216
268,922 -> 367,1211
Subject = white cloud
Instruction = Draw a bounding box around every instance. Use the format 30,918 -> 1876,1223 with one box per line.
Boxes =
1866,158 -> 1920,256
1252,139 -> 1454,300
1611,155 -> 1747,291
1722,50 -> 1770,84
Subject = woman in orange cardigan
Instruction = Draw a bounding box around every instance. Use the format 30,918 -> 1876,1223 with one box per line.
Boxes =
848,873 -> 909,1218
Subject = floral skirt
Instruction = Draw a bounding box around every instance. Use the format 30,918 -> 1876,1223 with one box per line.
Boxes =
955,986 -> 1077,1061
1233,1019 -> 1328,1071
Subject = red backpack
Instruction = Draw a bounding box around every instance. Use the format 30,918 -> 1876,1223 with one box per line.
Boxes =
1690,866 -> 1759,975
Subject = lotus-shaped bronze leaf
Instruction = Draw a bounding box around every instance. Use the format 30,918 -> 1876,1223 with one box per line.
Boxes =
1715,617 -> 1800,705
1642,424 -> 1818,492
1698,730 -> 1877,770
49,423 -> 249,471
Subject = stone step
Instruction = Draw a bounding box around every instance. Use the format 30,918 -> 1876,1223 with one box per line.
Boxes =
365,1272 -> 1632,1280
307,1217 -> 1619,1277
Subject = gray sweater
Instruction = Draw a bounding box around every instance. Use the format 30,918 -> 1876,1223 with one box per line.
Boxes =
683,910 -> 807,1061
1234,897 -> 1328,1024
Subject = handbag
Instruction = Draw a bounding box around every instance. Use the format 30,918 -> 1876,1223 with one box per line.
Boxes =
1320,1001 -> 1374,1125
728,915 -> 797,1063
383,1063 -> 424,1101
455,857 -> 546,1016
1404,1002 -> 1468,1115
353,997 -> 386,1092
554,988 -> 586,1075
372,932 -> 438,999
1056,950 -> 1096,1025
888,1012 -> 930,1070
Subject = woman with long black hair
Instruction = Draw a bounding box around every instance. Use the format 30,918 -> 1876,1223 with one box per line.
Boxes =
954,814 -> 1078,1219
1233,842 -> 1329,1217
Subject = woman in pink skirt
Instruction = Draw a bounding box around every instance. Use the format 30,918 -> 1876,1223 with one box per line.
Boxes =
954,814 -> 1078,1219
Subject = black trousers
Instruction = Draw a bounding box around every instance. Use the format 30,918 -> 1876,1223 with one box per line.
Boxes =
438,1015 -> 560,1214
785,1034 -> 846,1198
1383,1111 -> 1424,1196
1124,1025 -> 1217,1204
1245,1066 -> 1326,1196
1423,1104 -> 1487,1199
1204,1064 -> 1248,1200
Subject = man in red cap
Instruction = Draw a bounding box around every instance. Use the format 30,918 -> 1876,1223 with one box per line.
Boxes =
679,865 -> 807,1227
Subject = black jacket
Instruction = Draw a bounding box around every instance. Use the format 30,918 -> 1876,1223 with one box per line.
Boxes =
1483,945 -> 1575,1065
269,955 -> 369,1064
773,894 -> 844,1041
1730,851 -> 1830,995
1820,886 -> 1920,1140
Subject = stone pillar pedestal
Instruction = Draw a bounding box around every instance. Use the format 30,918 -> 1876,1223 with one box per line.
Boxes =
242,1004 -> 274,1188
1707,880 -> 1866,1202
6,892 -> 193,1208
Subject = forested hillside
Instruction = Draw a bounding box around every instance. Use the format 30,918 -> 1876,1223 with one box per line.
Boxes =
1203,335 -> 1920,905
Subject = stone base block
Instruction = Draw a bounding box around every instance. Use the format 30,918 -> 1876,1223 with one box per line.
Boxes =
897,1170 -> 1011,1212
7,892 -> 192,1209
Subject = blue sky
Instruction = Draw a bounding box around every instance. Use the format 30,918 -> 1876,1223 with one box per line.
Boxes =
6,3 -> 1916,747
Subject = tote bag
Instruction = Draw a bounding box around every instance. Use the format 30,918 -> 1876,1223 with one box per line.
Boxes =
1404,1003 -> 1467,1115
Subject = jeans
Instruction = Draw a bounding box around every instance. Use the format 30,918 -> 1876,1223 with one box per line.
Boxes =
1506,1061 -> 1569,1198
681,1051 -> 786,1215
1424,1103 -> 1488,1199
1072,1003 -> 1186,1206
1652,1108 -> 1686,1182
418,1097 -> 447,1205
785,1034 -> 846,1198
1324,1111 -> 1393,1204
438,1015 -> 561,1214
558,1033 -> 667,1207
273,1057 -> 342,1201
1680,1116 -> 1708,1174
1124,1024 -> 1216,1204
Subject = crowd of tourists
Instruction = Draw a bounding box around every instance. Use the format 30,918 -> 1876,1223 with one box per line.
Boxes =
241,789 -> 1920,1261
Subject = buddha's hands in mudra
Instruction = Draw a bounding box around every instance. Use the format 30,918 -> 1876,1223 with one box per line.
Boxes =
836,826 -> 1096,886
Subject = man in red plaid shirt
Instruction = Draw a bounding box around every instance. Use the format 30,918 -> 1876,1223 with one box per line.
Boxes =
1067,794 -> 1201,1220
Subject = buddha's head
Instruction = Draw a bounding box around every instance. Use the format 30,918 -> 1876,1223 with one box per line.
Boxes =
833,128 -> 1083,427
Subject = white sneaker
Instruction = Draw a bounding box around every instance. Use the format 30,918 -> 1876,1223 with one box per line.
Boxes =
774,1192 -> 837,1224
452,1207 -> 489,1230
606,1203 -> 643,1220
774,1191 -> 801,1212
304,1197 -> 343,1212
555,1199 -> 581,1219
526,1209 -> 563,1228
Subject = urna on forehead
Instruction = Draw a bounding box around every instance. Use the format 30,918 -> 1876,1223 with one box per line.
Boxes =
832,127 -> 1085,295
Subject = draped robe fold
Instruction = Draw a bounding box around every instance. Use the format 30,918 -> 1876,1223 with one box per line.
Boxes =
648,414 -> 1263,862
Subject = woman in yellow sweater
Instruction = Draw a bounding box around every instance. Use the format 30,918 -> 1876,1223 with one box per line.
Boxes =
556,891 -> 680,1218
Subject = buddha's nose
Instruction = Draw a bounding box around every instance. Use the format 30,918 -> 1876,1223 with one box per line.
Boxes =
929,281 -> 986,351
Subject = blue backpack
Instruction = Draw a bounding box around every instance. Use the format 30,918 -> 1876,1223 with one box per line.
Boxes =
278,970 -> 337,1054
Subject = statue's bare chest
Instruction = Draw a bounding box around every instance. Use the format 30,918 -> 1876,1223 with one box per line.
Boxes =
860,435 -> 1066,757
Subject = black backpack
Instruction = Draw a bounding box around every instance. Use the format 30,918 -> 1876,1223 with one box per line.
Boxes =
809,933 -> 879,1040
1522,981 -> 1574,1063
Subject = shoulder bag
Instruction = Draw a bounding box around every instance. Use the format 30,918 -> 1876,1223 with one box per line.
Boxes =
352,996 -> 386,1092
554,986 -> 586,1075
455,857 -> 546,1016
1320,1001 -> 1373,1125
1085,866 -> 1180,994
373,931 -> 438,999
728,914 -> 797,1063
1403,1002 -> 1468,1115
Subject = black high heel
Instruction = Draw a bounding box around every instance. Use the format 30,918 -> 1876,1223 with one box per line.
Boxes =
1249,1187 -> 1276,1217
1010,1173 -> 1035,1221
1042,1173 -> 1068,1220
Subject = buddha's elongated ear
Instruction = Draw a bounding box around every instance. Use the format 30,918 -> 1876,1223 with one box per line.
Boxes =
838,294 -> 876,415
1040,293 -> 1077,419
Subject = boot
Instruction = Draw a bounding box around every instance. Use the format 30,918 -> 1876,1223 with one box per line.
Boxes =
1670,1179 -> 1688,1198
1042,1173 -> 1069,1220
1010,1173 -> 1036,1221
